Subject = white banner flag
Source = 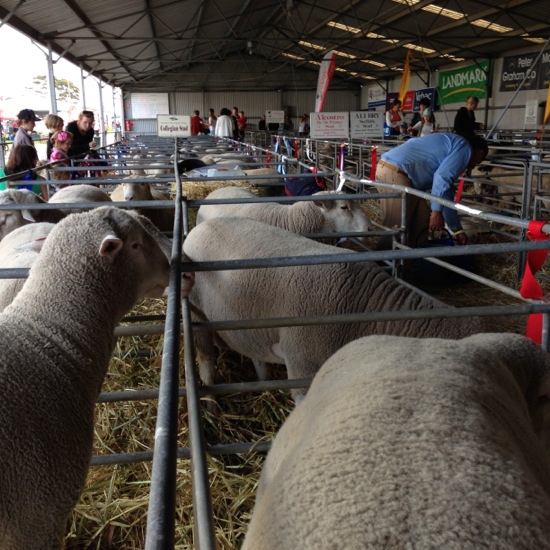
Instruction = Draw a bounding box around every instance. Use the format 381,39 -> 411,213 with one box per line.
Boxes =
314,51 -> 337,113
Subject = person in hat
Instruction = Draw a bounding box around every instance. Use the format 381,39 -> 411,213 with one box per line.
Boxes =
409,107 -> 438,138
13,109 -> 41,149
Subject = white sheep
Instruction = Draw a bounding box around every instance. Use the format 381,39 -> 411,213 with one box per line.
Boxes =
243,333 -> 550,549
183,217 -> 484,398
0,206 -> 171,549
111,182 -> 174,232
0,189 -> 66,242
196,187 -> 371,241
0,222 -> 55,312
49,184 -> 113,212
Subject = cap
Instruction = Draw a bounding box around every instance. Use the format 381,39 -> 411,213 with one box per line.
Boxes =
423,108 -> 432,118
16,109 -> 41,121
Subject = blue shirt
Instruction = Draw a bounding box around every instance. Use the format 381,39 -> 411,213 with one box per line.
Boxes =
380,133 -> 471,230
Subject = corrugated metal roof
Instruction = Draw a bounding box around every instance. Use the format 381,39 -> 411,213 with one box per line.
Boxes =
0,0 -> 548,91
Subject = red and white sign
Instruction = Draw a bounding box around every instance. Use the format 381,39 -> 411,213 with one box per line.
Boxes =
310,111 -> 349,139
314,51 -> 337,112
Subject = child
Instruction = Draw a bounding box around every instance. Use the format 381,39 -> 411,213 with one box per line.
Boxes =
50,130 -> 73,185
43,114 -> 64,159
0,144 -> 48,200
237,110 -> 247,141
409,108 -> 438,138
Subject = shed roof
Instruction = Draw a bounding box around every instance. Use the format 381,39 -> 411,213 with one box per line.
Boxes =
0,0 -> 548,91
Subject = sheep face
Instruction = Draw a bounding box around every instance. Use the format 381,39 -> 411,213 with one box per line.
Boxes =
312,191 -> 371,241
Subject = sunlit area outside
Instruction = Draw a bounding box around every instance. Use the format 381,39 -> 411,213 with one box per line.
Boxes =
0,23 -> 122,161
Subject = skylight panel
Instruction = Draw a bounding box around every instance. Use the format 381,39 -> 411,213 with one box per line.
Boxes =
361,59 -> 386,68
422,5 -> 464,19
298,40 -> 325,50
403,43 -> 436,54
282,52 -> 305,60
327,21 -> 361,34
471,19 -> 513,33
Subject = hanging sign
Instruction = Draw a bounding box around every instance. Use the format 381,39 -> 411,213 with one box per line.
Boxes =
157,115 -> 190,137
310,112 -> 349,139
350,111 -> 383,138
437,61 -> 489,104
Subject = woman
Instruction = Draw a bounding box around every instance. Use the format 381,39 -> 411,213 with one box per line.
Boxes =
13,109 -> 41,149
65,110 -> 97,158
0,144 -> 48,200
385,99 -> 408,137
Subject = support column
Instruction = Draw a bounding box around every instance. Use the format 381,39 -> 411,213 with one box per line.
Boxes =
80,64 -> 87,109
47,42 -> 58,114
98,79 -> 106,148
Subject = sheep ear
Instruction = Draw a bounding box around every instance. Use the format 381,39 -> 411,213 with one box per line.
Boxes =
313,200 -> 331,209
22,209 -> 37,222
99,234 -> 123,260
14,237 -> 47,253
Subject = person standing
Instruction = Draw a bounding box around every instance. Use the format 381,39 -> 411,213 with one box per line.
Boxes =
237,110 -> 247,141
375,133 -> 488,248
207,108 -> 217,135
409,98 -> 431,135
453,96 -> 484,140
298,114 -> 310,137
43,114 -> 64,159
65,110 -> 97,158
215,108 -> 234,138
231,107 -> 239,140
191,110 -> 204,136
13,109 -> 41,149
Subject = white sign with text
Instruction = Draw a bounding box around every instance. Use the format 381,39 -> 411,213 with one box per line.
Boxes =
266,110 -> 285,124
157,114 -> 191,137
350,111 -> 383,138
310,112 -> 349,139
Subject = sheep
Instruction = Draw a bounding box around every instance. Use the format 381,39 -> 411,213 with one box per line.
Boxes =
196,187 -> 371,242
183,217 -> 484,400
0,189 -> 66,242
111,182 -> 175,232
0,222 -> 55,312
242,333 -> 550,549
0,206 -> 171,549
49,184 -> 113,212
470,163 -> 550,209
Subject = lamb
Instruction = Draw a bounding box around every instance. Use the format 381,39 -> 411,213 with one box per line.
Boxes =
0,222 -> 55,312
111,181 -> 175,232
49,184 -> 112,212
183,217 -> 484,398
243,333 -> 550,549
0,206 -> 171,549
0,189 -> 66,241
196,187 -> 371,241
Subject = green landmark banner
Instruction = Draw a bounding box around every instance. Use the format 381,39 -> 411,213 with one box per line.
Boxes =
437,60 -> 490,104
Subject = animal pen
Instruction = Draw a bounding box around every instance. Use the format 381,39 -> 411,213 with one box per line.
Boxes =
2,133 -> 550,549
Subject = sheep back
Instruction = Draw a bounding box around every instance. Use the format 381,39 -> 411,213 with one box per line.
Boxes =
0,206 -> 170,549
0,189 -> 65,241
184,217 -> 482,386
243,333 -> 550,549
0,222 -> 56,312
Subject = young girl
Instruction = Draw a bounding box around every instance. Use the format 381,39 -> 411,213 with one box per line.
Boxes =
0,144 -> 48,200
410,108 -> 438,137
50,130 -> 73,184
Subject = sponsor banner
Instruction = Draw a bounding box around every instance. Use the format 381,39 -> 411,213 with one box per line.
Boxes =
437,60 -> 489,104
157,114 -> 190,137
499,53 -> 539,92
310,111 -> 349,139
525,99 -> 540,126
538,50 -> 550,89
402,90 -> 415,111
413,88 -> 436,111
367,85 -> 386,107
314,51 -> 337,112
266,110 -> 285,124
350,111 -> 383,139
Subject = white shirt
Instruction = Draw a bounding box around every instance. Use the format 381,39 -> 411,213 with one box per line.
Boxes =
215,115 -> 233,138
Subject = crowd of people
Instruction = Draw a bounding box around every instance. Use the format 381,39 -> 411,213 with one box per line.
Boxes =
1,99 -> 488,248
